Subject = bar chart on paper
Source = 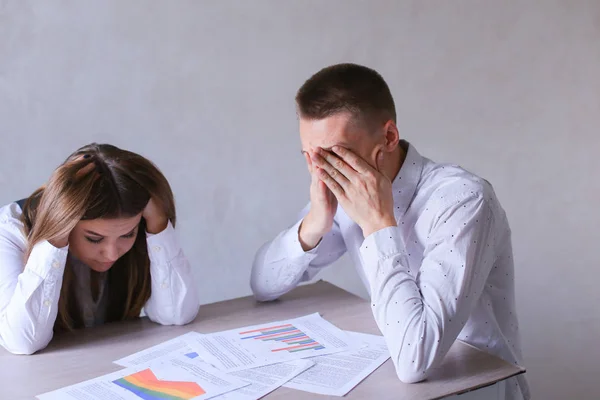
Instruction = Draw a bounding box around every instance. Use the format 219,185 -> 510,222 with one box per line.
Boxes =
113,368 -> 206,400
239,324 -> 325,353
187,313 -> 360,372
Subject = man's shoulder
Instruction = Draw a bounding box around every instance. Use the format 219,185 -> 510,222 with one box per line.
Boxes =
410,159 -> 509,232
411,158 -> 507,223
420,158 -> 494,198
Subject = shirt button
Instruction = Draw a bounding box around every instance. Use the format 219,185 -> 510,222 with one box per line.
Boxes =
153,246 -> 161,253
161,281 -> 169,289
43,300 -> 51,307
51,261 -> 60,269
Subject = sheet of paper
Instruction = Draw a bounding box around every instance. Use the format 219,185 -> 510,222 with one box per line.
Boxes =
37,355 -> 249,400
213,359 -> 314,400
283,331 -> 390,396
114,331 -> 204,367
187,313 -> 359,372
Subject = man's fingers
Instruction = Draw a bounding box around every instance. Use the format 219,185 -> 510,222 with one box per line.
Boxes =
317,148 -> 359,180
311,150 -> 350,188
331,146 -> 376,175
316,168 -> 345,199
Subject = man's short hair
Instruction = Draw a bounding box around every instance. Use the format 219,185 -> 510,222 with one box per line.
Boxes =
296,63 -> 396,129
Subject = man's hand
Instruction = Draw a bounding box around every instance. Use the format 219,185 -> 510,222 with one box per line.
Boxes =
298,152 -> 338,251
310,146 -> 396,238
143,197 -> 169,234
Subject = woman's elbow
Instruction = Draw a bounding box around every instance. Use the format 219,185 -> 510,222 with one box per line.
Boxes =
1,335 -> 49,355
7,344 -> 39,355
148,303 -> 200,326
175,303 -> 200,325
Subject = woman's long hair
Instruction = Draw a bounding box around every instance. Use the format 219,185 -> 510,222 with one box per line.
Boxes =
20,143 -> 176,332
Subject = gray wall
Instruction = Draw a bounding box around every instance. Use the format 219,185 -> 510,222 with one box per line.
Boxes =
1,1 -> 598,398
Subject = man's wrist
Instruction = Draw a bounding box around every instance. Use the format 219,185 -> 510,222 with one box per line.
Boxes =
362,215 -> 397,238
298,220 -> 324,251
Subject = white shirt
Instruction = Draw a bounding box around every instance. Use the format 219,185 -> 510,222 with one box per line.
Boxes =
0,202 -> 200,355
251,142 -> 530,400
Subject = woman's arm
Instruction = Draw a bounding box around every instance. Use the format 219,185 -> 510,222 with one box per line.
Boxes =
0,204 -> 68,354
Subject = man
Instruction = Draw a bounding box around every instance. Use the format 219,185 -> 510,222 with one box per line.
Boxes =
251,63 -> 529,400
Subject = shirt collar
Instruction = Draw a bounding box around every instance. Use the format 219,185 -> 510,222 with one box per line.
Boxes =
391,140 -> 424,219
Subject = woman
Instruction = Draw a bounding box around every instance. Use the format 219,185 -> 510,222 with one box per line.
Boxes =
0,143 -> 200,354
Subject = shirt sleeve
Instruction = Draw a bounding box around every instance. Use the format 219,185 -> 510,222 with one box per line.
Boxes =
143,221 -> 200,326
359,193 -> 496,383
250,203 -> 347,301
0,208 -> 68,355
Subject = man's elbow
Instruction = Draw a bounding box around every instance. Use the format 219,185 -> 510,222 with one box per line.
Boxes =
250,247 -> 282,302
388,329 -> 445,383
396,366 -> 429,384
250,279 -> 281,302
393,355 -> 436,383
249,269 -> 284,302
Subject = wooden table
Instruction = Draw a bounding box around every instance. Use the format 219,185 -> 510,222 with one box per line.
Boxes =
0,281 -> 524,399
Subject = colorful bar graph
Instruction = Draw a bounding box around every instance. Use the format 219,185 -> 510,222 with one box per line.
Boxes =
238,324 -> 325,354
113,368 -> 205,400
290,345 -> 325,352
239,324 -> 293,335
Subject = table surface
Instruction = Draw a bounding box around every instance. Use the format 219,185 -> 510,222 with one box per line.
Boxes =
0,280 -> 524,399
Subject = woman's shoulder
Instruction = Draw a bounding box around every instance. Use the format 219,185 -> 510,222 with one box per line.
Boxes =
0,201 -> 25,222
0,202 -> 27,248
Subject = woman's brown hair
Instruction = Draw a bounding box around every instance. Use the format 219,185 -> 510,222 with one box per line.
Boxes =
20,143 -> 176,332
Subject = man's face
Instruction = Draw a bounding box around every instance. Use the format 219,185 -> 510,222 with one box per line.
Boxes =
299,113 -> 383,168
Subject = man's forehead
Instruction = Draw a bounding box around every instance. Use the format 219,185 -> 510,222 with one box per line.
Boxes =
298,115 -> 360,152
301,141 -> 355,153
299,129 -> 355,151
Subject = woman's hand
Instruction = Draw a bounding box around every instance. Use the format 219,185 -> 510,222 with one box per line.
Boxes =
143,197 -> 169,234
49,235 -> 69,249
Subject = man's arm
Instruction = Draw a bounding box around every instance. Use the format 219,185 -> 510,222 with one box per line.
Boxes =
309,145 -> 497,382
251,204 -> 346,301
361,193 -> 496,382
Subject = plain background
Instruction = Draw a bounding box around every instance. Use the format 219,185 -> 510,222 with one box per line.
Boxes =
1,1 -> 598,398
